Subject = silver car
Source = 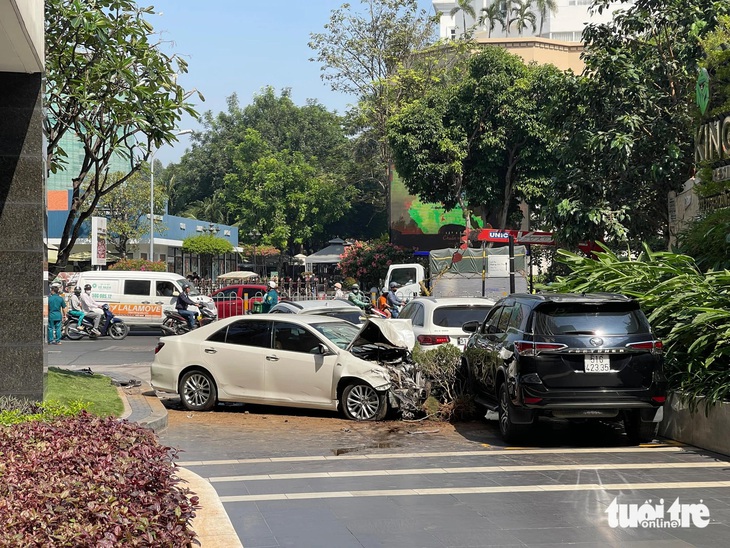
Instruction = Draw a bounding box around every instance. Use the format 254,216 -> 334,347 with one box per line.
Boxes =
269,299 -> 365,325
151,314 -> 392,420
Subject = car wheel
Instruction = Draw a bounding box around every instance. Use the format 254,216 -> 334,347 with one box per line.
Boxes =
108,322 -> 129,340
341,383 -> 386,421
624,410 -> 658,444
179,370 -> 217,411
498,382 -> 527,443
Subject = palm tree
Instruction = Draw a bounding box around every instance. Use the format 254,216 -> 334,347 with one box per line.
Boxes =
450,0 -> 477,38
479,2 -> 505,38
510,0 -> 537,36
535,0 -> 558,37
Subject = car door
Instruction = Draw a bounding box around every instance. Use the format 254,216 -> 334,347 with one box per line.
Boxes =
264,320 -> 339,407
201,319 -> 271,400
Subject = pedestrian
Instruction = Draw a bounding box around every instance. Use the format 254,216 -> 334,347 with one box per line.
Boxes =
333,282 -> 344,299
47,285 -> 66,345
262,281 -> 279,313
175,283 -> 198,329
80,284 -> 103,335
68,286 -> 86,330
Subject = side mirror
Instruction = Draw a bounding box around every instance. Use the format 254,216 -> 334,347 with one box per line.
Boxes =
317,343 -> 332,355
172,290 -> 180,297
462,320 -> 479,333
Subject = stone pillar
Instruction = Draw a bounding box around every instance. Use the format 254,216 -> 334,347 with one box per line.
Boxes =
0,72 -> 45,401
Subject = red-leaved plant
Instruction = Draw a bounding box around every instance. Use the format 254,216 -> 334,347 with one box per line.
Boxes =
0,412 -> 200,546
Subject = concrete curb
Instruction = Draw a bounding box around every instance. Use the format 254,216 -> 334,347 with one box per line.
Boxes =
177,467 -> 244,548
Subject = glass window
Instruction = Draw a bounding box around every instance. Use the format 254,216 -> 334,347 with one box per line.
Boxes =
390,267 -> 417,287
507,303 -> 527,331
533,303 -> 648,336
156,281 -> 175,297
400,302 -> 424,326
124,279 -> 150,296
310,321 -> 361,350
274,322 -> 323,353
432,305 -> 493,327
497,305 -> 514,332
210,319 -> 271,347
313,310 -> 362,324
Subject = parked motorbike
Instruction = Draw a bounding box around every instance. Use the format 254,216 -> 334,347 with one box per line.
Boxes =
160,306 -> 217,336
63,304 -> 129,340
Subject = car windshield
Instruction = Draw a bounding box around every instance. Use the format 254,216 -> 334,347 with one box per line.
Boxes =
534,303 -> 647,336
311,321 -> 361,349
433,306 -> 493,327
176,278 -> 201,296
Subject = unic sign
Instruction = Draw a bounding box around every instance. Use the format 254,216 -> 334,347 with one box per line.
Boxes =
695,114 -> 730,182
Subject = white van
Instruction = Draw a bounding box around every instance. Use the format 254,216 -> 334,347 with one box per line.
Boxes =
75,271 -> 217,328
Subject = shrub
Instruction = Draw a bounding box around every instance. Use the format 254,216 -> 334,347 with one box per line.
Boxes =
0,398 -> 87,427
676,207 -> 730,271
545,243 -> 730,410
109,258 -> 167,272
412,344 -> 475,421
0,413 -> 199,546
182,234 -> 233,256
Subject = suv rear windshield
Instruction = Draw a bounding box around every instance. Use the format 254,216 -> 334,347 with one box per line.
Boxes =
433,306 -> 492,327
533,303 -> 649,336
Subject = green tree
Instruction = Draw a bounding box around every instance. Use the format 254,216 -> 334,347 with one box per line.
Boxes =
450,0 -> 477,38
510,0 -> 536,36
546,0 -> 730,248
96,171 -> 166,259
388,46 -> 569,230
45,0 -> 200,274
223,130 -> 354,252
535,0 -> 557,37
479,2 -> 506,37
309,0 -> 437,229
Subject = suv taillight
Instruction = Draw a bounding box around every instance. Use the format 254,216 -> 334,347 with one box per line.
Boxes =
514,341 -> 567,356
626,340 -> 663,355
154,342 -> 165,354
417,335 -> 451,346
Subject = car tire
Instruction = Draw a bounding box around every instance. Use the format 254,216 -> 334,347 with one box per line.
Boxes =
624,410 -> 658,444
108,322 -> 129,340
498,382 -> 528,443
179,370 -> 217,411
341,382 -> 386,421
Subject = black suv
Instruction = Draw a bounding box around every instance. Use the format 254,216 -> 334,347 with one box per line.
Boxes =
461,293 -> 667,443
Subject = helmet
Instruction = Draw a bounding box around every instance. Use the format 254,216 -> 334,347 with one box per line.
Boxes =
351,283 -> 359,290
334,282 -> 342,289
74,286 -> 82,294
389,282 -> 400,289
84,284 -> 92,291
181,282 -> 191,290
268,281 -> 277,289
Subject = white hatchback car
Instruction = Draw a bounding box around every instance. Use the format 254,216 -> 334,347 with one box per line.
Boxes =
398,297 -> 495,351
151,314 -> 396,420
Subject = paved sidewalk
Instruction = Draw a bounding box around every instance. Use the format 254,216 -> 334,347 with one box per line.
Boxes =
57,365 -> 242,548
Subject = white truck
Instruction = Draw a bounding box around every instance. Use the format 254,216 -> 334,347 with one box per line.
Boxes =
384,246 -> 528,301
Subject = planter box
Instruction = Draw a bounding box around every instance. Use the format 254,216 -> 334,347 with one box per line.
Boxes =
660,392 -> 730,456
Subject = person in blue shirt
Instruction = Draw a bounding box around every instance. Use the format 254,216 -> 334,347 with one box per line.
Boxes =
175,283 -> 198,329
262,281 -> 279,313
47,285 -> 66,345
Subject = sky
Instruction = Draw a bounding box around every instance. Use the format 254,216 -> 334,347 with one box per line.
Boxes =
148,0 -> 437,166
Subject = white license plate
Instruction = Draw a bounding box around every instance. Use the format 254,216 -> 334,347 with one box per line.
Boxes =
584,354 -> 610,372
458,337 -> 468,347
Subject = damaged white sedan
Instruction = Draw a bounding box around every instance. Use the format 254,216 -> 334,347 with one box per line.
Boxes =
151,314 -> 426,421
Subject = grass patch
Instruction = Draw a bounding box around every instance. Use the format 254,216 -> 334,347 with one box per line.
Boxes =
46,367 -> 124,418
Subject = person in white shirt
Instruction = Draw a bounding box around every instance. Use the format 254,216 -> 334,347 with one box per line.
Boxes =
333,282 -> 344,299
80,284 -> 102,335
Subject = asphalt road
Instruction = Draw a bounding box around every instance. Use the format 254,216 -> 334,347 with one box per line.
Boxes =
49,335 -> 730,547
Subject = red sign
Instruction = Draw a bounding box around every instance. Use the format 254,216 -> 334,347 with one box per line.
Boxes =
477,229 -> 555,245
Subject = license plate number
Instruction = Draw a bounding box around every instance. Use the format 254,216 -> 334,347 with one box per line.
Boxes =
584,354 -> 610,372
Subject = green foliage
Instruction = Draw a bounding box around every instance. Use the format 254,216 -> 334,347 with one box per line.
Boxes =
545,244 -> 730,410
45,367 -> 124,418
45,0 -> 200,274
109,258 -> 167,271
699,14 -> 730,119
0,397 -> 87,427
676,208 -> 730,271
546,0 -> 730,248
338,239 -> 414,289
389,46 -> 568,229
182,234 -> 234,256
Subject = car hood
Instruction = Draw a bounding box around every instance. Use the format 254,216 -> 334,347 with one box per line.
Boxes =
346,318 -> 415,353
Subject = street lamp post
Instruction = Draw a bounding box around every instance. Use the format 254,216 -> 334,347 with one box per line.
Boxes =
248,228 -> 261,276
149,129 -> 193,260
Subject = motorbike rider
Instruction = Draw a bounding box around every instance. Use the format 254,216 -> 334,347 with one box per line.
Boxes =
348,284 -> 371,310
175,283 -> 198,329
262,281 -> 279,313
377,289 -> 393,318
386,282 -> 406,318
80,284 -> 103,335
68,286 -> 87,331
333,282 -> 344,300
